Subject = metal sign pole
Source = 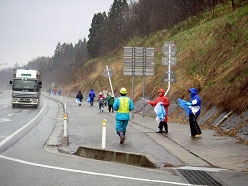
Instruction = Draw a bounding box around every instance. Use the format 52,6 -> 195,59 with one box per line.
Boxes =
106,65 -> 115,98
164,46 -> 171,96
132,47 -> 135,118
124,46 -> 154,118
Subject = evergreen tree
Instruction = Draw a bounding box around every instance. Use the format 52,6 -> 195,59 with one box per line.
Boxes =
87,12 -> 107,58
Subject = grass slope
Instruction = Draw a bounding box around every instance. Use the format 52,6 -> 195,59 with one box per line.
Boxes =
66,3 -> 248,114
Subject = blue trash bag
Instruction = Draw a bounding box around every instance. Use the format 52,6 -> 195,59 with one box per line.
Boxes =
178,98 -> 190,118
87,96 -> 90,102
157,103 -> 166,122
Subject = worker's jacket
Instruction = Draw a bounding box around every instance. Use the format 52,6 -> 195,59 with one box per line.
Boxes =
113,96 -> 134,121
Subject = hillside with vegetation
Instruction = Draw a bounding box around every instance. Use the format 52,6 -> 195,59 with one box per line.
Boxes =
64,2 -> 248,114
0,0 -> 247,141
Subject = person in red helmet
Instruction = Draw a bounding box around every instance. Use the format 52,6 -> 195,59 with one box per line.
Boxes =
98,92 -> 105,112
147,89 -> 170,133
103,89 -> 108,106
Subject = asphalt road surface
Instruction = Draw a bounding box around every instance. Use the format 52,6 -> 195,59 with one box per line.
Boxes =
0,90 -> 191,186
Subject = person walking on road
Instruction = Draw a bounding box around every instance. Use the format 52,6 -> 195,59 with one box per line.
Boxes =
103,89 -> 108,106
186,88 -> 202,137
58,89 -> 62,96
107,92 -> 115,113
88,89 -> 95,106
147,89 -> 170,133
48,87 -> 52,96
76,90 -> 83,106
98,92 -> 105,112
113,88 -> 134,144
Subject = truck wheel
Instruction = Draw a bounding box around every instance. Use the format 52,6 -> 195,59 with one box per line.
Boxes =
33,105 -> 38,109
12,104 -> 16,108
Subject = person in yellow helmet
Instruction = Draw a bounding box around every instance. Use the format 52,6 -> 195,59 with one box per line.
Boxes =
113,87 -> 134,144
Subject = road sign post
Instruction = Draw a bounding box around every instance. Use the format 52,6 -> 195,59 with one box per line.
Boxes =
123,47 -> 154,118
162,42 -> 177,96
102,65 -> 115,98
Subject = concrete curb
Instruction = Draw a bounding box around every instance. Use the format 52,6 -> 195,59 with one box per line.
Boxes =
43,94 -> 158,168
74,146 -> 158,169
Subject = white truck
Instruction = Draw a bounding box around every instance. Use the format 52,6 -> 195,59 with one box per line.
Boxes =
9,69 -> 42,108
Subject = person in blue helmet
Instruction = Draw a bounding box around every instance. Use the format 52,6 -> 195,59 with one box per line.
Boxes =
88,89 -> 95,106
113,87 -> 134,144
186,88 -> 202,137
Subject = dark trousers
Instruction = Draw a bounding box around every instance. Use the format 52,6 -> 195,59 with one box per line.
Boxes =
108,105 -> 113,112
158,121 -> 168,132
189,113 -> 202,136
90,99 -> 94,106
99,102 -> 104,110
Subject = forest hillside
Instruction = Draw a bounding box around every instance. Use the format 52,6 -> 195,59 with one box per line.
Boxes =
1,1 -> 247,142
64,2 -> 248,115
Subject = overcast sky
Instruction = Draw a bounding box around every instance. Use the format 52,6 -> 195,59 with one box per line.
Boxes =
0,0 -> 114,68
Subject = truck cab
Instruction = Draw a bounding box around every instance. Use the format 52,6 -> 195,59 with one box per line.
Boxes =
10,69 -> 42,108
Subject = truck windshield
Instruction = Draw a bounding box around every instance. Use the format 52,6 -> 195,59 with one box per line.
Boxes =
13,79 -> 38,90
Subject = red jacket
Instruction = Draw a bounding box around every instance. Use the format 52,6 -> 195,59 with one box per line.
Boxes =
98,95 -> 105,103
148,89 -> 170,122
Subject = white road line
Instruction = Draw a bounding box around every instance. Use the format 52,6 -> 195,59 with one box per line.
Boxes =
8,113 -> 15,117
0,155 -> 197,186
0,103 -> 46,147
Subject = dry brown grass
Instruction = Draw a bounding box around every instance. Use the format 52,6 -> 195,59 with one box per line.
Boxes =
62,4 -> 248,115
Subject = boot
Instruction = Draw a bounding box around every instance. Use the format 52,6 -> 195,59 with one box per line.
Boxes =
119,131 -> 126,144
117,131 -> 122,143
121,133 -> 126,144
163,122 -> 168,133
157,123 -> 163,133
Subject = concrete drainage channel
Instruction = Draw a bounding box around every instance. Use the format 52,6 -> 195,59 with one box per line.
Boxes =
73,146 -> 157,169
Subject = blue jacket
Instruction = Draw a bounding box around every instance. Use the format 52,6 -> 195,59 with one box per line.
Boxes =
89,89 -> 95,99
113,96 -> 134,121
189,88 -> 201,115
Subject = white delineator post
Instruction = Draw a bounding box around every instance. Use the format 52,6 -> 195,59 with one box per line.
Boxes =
64,100 -> 67,137
62,100 -> 68,146
64,114 -> 67,137
102,119 -> 107,149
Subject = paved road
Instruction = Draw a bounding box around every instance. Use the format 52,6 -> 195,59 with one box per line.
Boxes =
0,90 -> 193,186
46,92 -> 248,186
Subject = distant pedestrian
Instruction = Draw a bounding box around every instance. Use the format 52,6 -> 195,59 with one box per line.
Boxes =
58,89 -> 62,96
107,92 -> 114,113
98,92 -> 105,112
186,88 -> 202,137
103,89 -> 108,106
113,88 -> 134,144
76,90 -> 83,106
88,89 -> 95,106
147,89 -> 170,133
48,87 -> 52,96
